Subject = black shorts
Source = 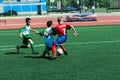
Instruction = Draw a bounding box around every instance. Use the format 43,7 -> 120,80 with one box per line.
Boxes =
22,35 -> 31,45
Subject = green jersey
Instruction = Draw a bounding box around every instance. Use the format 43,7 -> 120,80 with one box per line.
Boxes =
20,25 -> 31,36
19,25 -> 31,44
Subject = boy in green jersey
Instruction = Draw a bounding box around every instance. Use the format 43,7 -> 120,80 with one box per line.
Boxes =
16,18 -> 39,54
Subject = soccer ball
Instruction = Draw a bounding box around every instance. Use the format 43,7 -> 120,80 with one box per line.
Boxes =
57,48 -> 63,54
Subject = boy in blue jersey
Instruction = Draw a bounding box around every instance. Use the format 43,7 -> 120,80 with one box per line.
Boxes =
34,21 -> 54,57
41,21 -> 54,57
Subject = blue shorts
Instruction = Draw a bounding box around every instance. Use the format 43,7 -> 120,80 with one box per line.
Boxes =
44,36 -> 54,49
54,35 -> 67,46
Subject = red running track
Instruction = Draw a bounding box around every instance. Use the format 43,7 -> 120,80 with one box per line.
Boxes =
0,16 -> 120,30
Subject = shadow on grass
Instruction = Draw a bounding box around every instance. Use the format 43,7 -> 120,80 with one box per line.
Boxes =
4,52 -> 28,55
5,52 -> 19,54
24,54 -> 64,60
24,56 -> 51,60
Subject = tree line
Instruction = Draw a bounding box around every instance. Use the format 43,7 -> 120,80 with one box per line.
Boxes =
46,0 -> 115,9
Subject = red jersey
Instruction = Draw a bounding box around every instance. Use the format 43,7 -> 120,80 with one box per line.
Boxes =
54,24 -> 71,36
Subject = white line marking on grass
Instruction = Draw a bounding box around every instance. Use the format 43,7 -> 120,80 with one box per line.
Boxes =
34,44 -> 45,47
0,45 -> 17,48
0,48 -> 15,51
0,44 -> 45,48
65,40 -> 120,45
0,40 -> 120,51
0,44 -> 45,51
0,34 -> 18,36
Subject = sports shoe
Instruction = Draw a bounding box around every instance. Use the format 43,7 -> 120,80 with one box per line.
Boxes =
32,51 -> 39,54
16,45 -> 20,53
64,51 -> 68,56
50,56 -> 56,60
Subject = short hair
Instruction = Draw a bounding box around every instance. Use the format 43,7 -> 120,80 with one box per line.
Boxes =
25,18 -> 31,23
47,21 -> 52,27
57,17 -> 63,24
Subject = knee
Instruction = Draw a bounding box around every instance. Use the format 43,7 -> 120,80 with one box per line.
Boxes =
29,39 -> 34,44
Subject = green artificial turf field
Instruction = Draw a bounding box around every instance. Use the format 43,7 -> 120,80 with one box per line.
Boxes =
0,25 -> 120,80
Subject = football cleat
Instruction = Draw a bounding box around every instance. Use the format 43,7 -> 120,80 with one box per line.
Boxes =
64,51 -> 68,56
50,56 -> 57,60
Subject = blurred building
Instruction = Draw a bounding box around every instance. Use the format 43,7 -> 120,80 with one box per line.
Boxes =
0,0 -> 47,15
115,0 -> 120,7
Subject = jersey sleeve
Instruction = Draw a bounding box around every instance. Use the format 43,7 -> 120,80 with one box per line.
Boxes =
66,24 -> 71,30
39,29 -> 45,36
19,26 -> 26,33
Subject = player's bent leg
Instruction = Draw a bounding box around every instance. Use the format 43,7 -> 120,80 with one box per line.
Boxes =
50,44 -> 57,60
52,44 -> 57,57
29,39 -> 39,54
60,45 -> 68,56
41,48 -> 50,57
56,35 -> 67,56
16,44 -> 29,53
31,43 -> 39,54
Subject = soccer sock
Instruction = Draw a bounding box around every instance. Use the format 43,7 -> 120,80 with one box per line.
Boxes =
60,45 -> 67,55
30,44 -> 35,52
60,45 -> 66,52
42,49 -> 50,56
42,50 -> 46,56
46,49 -> 50,56
42,48 -> 48,56
52,44 -> 57,57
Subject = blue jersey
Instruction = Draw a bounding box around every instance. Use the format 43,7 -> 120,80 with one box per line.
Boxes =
44,27 -> 54,49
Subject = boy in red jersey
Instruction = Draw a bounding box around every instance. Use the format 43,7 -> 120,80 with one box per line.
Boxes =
51,17 -> 78,59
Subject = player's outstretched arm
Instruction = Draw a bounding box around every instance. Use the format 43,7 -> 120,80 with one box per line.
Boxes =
30,28 -> 44,36
70,25 -> 78,36
30,29 -> 40,34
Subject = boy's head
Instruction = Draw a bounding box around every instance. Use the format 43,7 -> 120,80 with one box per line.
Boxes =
57,16 -> 63,24
47,21 -> 52,27
25,18 -> 31,25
